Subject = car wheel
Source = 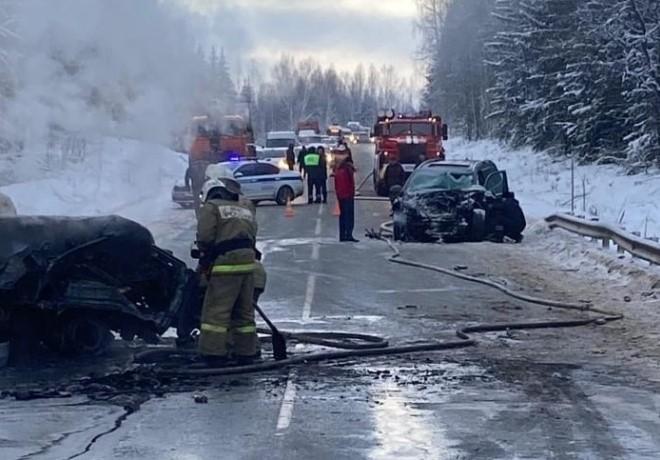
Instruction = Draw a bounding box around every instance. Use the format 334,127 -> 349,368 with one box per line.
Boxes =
470,209 -> 486,242
47,316 -> 113,356
276,186 -> 294,206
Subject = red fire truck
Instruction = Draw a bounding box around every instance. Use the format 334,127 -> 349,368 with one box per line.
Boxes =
372,109 -> 448,196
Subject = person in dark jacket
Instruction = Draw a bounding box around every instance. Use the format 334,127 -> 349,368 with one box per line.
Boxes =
298,146 -> 308,176
383,157 -> 406,195
317,146 -> 328,203
286,144 -> 296,171
334,153 -> 358,242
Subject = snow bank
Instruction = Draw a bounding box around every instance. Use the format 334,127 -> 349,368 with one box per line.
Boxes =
446,138 -> 660,238
0,138 -> 186,224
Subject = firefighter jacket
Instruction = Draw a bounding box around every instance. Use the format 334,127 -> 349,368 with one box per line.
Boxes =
197,198 -> 258,273
254,260 -> 267,291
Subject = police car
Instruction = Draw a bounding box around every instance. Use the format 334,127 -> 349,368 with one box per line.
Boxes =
206,160 -> 304,205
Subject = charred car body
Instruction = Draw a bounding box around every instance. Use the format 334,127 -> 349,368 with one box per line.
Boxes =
0,216 -> 195,364
391,160 -> 526,243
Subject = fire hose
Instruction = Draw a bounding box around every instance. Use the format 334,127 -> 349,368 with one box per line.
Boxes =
136,236 -> 623,376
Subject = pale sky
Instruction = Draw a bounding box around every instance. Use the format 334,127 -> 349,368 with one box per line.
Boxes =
175,0 -> 422,85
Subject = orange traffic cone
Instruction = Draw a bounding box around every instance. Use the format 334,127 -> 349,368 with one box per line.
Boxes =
332,201 -> 341,217
285,198 -> 295,218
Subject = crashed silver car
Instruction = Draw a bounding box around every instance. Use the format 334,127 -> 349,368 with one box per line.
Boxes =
391,159 -> 526,243
0,216 -> 195,364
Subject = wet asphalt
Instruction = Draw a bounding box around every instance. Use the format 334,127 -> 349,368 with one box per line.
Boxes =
3,144 -> 660,459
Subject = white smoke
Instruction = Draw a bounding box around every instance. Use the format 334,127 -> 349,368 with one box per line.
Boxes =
4,0 -> 207,146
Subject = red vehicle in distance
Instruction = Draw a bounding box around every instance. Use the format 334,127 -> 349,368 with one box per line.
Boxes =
372,109 -> 448,196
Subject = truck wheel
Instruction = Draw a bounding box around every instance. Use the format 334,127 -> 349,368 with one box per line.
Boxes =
470,209 -> 486,242
276,186 -> 294,206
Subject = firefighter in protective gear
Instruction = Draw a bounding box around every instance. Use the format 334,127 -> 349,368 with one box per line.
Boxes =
197,178 -> 259,364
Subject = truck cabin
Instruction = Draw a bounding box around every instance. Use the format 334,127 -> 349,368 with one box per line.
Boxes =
374,113 -> 448,141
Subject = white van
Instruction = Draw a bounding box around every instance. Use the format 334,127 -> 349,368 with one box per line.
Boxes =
266,131 -> 297,149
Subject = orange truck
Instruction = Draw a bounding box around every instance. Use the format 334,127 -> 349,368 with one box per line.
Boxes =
189,115 -> 254,163
296,120 -> 320,135
372,109 -> 448,196
174,115 -> 255,210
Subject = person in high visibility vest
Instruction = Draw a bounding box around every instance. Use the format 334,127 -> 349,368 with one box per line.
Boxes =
196,178 -> 259,365
303,146 -> 322,204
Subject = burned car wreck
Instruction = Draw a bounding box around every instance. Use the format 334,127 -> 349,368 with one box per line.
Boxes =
391,160 -> 526,243
0,215 -> 195,364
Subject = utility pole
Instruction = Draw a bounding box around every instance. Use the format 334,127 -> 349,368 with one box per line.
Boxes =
570,156 -> 575,215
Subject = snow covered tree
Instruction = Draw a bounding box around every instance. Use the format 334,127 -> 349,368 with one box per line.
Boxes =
422,0 -> 495,139
485,0 -> 536,146
556,0 -> 627,162
616,0 -> 660,165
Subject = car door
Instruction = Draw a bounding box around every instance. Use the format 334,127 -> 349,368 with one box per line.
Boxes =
234,164 -> 259,198
484,171 -> 510,197
476,162 -> 498,187
253,163 -> 281,199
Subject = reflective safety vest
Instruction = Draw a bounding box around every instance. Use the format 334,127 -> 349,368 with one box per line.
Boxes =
304,153 -> 320,167
211,263 -> 256,274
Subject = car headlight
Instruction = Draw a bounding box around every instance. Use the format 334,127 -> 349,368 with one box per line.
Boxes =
278,159 -> 288,169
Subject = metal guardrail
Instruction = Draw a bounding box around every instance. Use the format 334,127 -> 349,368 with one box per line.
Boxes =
545,214 -> 660,265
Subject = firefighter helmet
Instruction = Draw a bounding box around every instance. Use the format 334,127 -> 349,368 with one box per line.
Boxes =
201,178 -> 242,202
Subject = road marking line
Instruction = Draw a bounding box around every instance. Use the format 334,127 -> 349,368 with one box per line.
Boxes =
314,218 -> 322,236
318,205 -> 324,216
302,275 -> 316,322
311,243 -> 320,260
275,370 -> 297,435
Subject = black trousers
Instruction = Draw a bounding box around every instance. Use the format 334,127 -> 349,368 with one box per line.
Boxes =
308,176 -> 326,202
338,198 -> 355,240
307,176 -> 316,201
318,179 -> 327,202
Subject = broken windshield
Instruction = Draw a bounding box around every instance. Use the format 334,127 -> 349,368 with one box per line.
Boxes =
407,167 -> 475,192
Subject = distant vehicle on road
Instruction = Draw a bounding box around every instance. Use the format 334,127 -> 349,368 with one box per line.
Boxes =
266,131 -> 298,149
206,160 -> 304,205
296,120 -> 321,135
391,159 -> 525,243
297,130 -> 325,146
346,122 -> 371,144
256,146 -> 289,170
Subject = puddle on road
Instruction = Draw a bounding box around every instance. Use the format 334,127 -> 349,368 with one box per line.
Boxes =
369,380 -> 457,459
360,361 -> 488,459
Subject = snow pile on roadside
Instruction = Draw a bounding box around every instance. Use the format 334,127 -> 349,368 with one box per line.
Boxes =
0,138 -> 186,224
446,138 -> 660,238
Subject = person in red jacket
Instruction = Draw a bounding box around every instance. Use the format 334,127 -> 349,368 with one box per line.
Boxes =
334,146 -> 359,242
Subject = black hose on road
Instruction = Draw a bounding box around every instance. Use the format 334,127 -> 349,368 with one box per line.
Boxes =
137,234 -> 623,377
